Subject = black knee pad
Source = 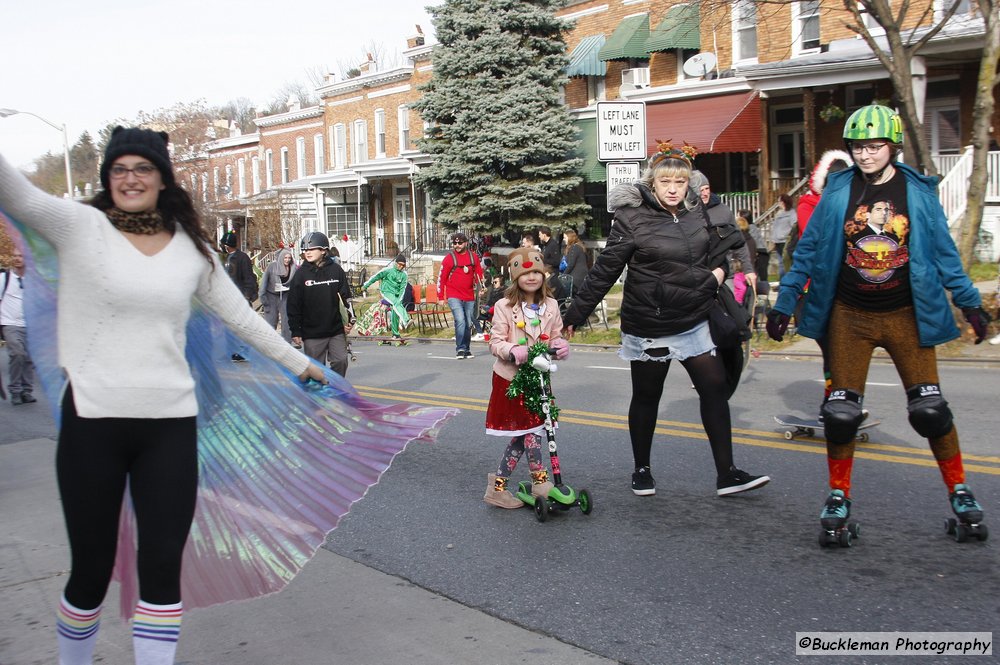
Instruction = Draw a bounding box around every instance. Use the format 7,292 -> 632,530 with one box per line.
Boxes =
907,383 -> 953,438
821,389 -> 865,445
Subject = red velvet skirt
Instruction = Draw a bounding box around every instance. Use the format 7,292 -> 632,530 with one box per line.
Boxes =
485,372 -> 545,436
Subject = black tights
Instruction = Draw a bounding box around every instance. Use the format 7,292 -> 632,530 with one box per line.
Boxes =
56,387 -> 198,609
628,353 -> 734,476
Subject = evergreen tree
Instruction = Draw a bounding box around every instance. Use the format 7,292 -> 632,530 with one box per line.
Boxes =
70,131 -> 99,192
413,0 -> 589,236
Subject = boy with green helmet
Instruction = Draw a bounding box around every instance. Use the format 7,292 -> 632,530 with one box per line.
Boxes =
766,103 -> 992,547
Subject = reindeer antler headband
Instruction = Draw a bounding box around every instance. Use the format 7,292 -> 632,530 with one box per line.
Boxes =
650,139 -> 698,169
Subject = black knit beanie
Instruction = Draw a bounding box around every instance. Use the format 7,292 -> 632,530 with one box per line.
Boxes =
101,126 -> 174,189
395,253 -> 407,266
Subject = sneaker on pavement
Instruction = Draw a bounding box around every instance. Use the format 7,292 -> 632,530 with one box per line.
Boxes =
471,332 -> 485,342
631,466 -> 656,496
10,393 -> 23,406
462,350 -> 474,359
456,351 -> 466,359
990,333 -> 1000,346
717,468 -> 770,496
18,392 -> 37,404
231,354 -> 248,362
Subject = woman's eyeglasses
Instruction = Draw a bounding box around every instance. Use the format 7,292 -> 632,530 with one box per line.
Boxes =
849,143 -> 887,156
109,164 -> 158,179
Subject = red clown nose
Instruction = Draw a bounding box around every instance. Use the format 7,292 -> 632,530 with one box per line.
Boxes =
523,261 -> 534,268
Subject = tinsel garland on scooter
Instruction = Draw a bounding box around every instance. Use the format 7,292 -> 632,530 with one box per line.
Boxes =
505,340 -> 559,420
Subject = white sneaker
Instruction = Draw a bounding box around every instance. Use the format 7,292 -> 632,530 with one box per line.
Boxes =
990,333 -> 1000,346
471,333 -> 485,342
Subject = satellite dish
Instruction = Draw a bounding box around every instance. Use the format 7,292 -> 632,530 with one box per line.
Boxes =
682,52 -> 718,78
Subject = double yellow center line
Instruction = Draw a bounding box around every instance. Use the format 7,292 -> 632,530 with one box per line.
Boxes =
355,385 -> 1000,475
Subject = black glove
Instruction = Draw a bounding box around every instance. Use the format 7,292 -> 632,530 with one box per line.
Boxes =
963,307 -> 992,344
766,310 -> 791,342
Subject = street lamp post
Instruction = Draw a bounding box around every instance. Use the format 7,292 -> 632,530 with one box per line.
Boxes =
0,108 -> 73,198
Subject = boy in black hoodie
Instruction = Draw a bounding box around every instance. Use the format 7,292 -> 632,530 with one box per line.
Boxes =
287,232 -> 356,377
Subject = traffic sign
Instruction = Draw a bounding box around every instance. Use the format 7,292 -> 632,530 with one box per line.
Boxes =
606,162 -> 641,212
597,101 -> 646,161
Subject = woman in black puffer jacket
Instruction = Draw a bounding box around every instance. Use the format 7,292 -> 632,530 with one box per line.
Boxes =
563,145 -> 770,499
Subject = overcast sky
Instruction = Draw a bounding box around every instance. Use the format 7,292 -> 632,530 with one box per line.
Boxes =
0,0 -> 435,170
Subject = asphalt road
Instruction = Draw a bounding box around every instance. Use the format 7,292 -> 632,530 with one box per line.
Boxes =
329,339 -> 999,665
4,339 -> 998,664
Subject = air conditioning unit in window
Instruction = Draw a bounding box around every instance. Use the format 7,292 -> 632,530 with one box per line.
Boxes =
621,67 -> 651,89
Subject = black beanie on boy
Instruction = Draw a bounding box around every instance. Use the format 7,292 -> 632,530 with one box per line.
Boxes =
100,126 -> 174,189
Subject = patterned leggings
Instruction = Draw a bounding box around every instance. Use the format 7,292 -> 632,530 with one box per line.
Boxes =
826,301 -> 961,466
495,433 -> 546,479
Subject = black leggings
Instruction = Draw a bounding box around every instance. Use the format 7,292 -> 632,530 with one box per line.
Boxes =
56,387 -> 198,609
628,352 -> 734,475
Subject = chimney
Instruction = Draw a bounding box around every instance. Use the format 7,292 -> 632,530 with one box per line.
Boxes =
407,24 -> 425,48
286,95 -> 301,112
358,52 -> 376,74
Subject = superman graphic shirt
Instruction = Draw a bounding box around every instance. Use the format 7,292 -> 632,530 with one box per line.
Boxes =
836,171 -> 912,311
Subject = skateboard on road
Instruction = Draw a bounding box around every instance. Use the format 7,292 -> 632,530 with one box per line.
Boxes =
774,414 -> 880,442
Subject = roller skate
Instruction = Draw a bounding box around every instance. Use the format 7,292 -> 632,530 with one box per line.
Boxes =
818,489 -> 860,548
944,484 -> 988,542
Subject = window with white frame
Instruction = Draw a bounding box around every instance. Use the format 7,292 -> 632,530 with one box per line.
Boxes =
333,123 -> 347,169
846,84 -> 876,112
352,119 -> 368,164
296,136 -> 307,178
280,147 -> 289,184
857,1 -> 886,34
224,164 -> 232,198
586,76 -> 607,103
238,158 -> 246,197
314,134 -> 325,173
201,172 -> 208,202
252,156 -> 260,194
793,0 -> 821,54
374,109 -> 386,158
212,167 -> 219,200
933,0 -> 971,21
265,150 -> 273,189
190,173 -> 197,193
398,105 -> 411,151
675,48 -> 701,82
732,0 -> 758,63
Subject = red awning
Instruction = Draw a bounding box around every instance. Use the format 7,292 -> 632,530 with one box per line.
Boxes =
645,91 -> 761,155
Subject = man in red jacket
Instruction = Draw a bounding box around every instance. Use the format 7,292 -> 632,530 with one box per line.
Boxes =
438,232 -> 483,359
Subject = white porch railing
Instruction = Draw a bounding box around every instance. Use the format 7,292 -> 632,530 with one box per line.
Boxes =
938,148 -> 1000,232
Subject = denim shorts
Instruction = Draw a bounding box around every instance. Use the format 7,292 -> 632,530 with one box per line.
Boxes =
618,320 -> 716,363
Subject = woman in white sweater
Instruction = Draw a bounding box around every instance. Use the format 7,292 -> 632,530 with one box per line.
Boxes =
0,127 -> 324,665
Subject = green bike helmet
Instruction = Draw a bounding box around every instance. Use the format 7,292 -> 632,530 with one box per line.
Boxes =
843,104 -> 904,145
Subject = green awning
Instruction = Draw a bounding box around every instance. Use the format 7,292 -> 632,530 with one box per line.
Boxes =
566,35 -> 606,77
576,118 -> 606,183
598,14 -> 651,62
646,3 -> 700,53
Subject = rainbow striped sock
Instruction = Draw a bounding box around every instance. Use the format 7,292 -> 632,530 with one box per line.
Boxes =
56,595 -> 101,665
132,600 -> 182,665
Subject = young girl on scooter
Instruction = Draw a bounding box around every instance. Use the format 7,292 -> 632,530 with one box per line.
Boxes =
483,247 -> 571,508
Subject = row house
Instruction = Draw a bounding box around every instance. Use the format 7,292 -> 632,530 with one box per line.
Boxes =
558,0 -> 999,252
190,30 -> 434,277
189,2 -> 999,267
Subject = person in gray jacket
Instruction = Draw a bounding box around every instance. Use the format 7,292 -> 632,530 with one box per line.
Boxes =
770,194 -> 797,280
691,171 -> 757,294
258,248 -> 297,342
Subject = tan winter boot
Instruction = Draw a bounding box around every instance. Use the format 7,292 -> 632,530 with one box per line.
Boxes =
531,470 -> 554,499
484,474 -> 523,509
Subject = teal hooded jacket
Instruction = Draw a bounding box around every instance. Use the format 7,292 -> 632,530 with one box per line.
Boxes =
773,161 -> 981,347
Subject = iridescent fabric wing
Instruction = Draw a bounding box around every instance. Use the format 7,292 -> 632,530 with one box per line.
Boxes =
1,212 -> 455,618
0,213 -> 62,422
113,314 -> 454,616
